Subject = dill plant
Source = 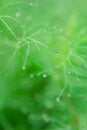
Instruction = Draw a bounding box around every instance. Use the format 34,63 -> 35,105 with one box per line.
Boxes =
0,0 -> 87,130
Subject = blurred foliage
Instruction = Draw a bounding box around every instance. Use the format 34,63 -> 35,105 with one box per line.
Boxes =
0,0 -> 87,130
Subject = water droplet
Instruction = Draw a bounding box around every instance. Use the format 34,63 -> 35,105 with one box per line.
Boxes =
59,27 -> 63,32
42,74 -> 47,78
56,97 -> 60,102
22,66 -> 26,70
67,93 -> 71,97
30,74 -> 34,78
77,78 -> 80,81
21,25 -> 23,28
68,71 -> 71,74
18,40 -> 21,44
53,26 -> 57,30
15,12 -> 21,17
42,113 -> 49,122
29,3 -> 33,6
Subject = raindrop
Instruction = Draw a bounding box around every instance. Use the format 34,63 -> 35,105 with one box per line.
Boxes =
53,26 -> 57,30
15,12 -> 21,18
29,3 -> 33,6
42,113 -> 49,122
59,27 -> 63,32
67,93 -> 71,97
56,97 -> 60,102
18,40 -> 21,44
68,71 -> 71,75
21,25 -> 23,28
22,66 -> 26,70
30,74 -> 34,78
77,78 -> 80,81
42,74 -> 47,78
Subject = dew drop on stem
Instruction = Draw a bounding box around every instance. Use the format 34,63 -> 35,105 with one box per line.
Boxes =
59,27 -> 63,32
15,12 -> 21,18
29,3 -> 33,6
77,78 -> 80,82
22,66 -> 26,70
67,93 -> 71,97
53,26 -> 57,30
68,71 -> 71,75
30,74 -> 34,78
56,97 -> 60,102
42,74 -> 47,78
